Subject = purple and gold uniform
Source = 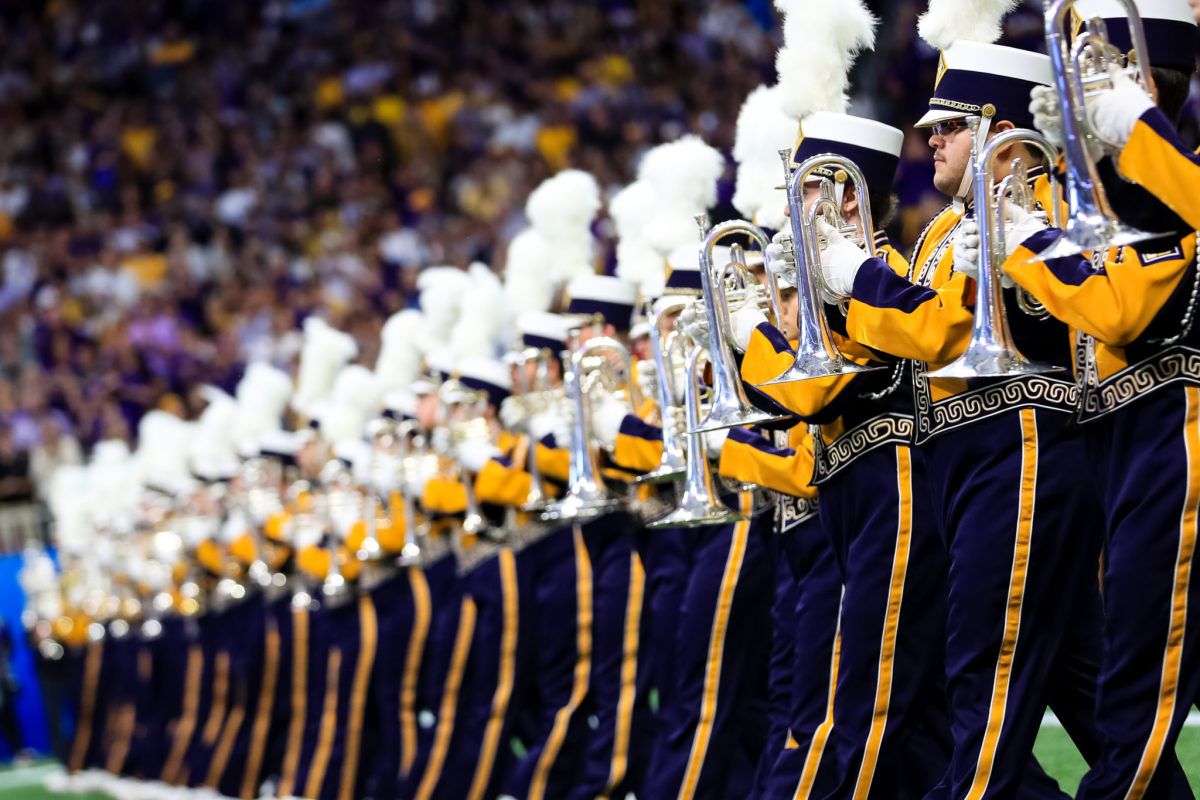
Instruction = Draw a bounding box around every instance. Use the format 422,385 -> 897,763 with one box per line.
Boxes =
839,40 -> 1105,800
740,113 -> 952,800
1000,6 -> 1200,794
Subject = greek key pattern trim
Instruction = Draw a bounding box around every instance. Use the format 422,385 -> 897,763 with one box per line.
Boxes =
1077,347 -> 1200,422
912,366 -> 1079,444
813,414 -> 915,483
778,494 -> 819,533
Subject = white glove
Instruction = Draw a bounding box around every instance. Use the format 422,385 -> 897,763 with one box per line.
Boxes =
430,426 -> 452,456
765,229 -> 797,288
1087,66 -> 1155,149
679,302 -> 713,355
816,218 -> 869,300
529,409 -> 570,448
1029,84 -> 1106,162
952,218 -> 982,282
457,438 -> 500,473
730,303 -> 768,352
664,405 -> 687,437
636,359 -> 659,405
1029,85 -> 1064,149
498,396 -> 525,432
592,396 -> 629,451
702,427 -> 729,457
1002,202 -> 1049,260
955,216 -> 1017,289
404,459 -> 433,499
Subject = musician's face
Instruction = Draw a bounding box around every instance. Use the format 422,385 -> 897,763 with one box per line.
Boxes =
929,118 -> 973,195
658,307 -> 682,336
779,287 -> 798,341
416,393 -> 440,429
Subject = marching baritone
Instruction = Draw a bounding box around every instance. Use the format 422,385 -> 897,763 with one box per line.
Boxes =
731,111 -> 955,800
1006,2 -> 1200,797
811,22 -> 1118,797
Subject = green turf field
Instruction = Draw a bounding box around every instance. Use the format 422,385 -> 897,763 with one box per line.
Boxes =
1033,722 -> 1200,794
0,723 -> 1194,798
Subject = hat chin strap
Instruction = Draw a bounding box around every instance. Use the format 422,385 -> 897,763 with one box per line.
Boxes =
953,114 -> 991,214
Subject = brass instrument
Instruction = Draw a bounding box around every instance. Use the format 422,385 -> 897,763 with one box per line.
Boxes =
390,419 -> 426,566
438,378 -> 491,537
927,124 -> 1066,379
757,151 -> 885,387
1036,0 -> 1161,260
648,344 -> 747,529
541,328 -> 637,523
317,457 -> 355,605
635,303 -> 689,484
511,347 -> 554,510
691,216 -> 789,432
356,418 -> 394,563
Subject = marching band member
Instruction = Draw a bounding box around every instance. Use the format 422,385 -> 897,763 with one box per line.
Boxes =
599,132 -> 786,799
1007,3 -> 1200,797
812,3 -> 1109,795
555,272 -> 657,800
738,113 -> 954,800
487,312 -> 601,800
708,2 -> 955,795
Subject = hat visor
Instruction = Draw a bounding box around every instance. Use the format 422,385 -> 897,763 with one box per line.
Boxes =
914,108 -> 972,129
651,295 -> 693,317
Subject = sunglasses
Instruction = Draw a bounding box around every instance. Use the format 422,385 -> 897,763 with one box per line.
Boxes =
930,117 -> 971,138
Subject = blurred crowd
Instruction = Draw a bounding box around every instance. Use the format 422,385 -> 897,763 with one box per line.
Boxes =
1,0 -> 1198,545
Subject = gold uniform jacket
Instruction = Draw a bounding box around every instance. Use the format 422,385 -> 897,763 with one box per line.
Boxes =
740,238 -> 917,479
843,173 -> 1079,443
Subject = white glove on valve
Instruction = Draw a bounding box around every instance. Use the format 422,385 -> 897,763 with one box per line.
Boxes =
636,359 -> 659,405
593,395 -> 630,451
457,439 -> 500,474
1028,85 -> 1105,162
1087,66 -> 1155,149
765,229 -> 797,288
679,302 -> 714,355
952,218 -> 982,282
498,395 -> 526,432
1002,202 -> 1049,260
730,303 -> 768,352
815,218 -> 869,300
529,409 -> 571,448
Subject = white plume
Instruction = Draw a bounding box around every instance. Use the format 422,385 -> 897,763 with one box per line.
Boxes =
733,85 -> 797,231
418,266 -> 472,349
610,181 -> 666,293
330,364 -> 380,412
375,309 -> 426,396
451,262 -> 507,360
637,136 -> 725,256
503,228 -> 556,315
232,363 -> 293,446
774,0 -> 878,119
136,411 -> 195,487
526,169 -> 602,240
526,170 -> 601,285
316,365 -> 379,444
189,388 -> 238,476
292,317 -> 358,416
918,0 -> 1018,49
